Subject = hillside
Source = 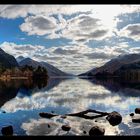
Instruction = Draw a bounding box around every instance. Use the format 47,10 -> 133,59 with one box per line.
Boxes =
79,53 -> 140,78
19,58 -> 72,77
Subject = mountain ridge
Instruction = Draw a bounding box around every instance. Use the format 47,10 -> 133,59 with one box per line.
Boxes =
79,53 -> 140,77
19,57 -> 73,77
0,48 -> 18,69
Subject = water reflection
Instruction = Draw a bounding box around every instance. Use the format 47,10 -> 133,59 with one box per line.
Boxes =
88,77 -> 140,97
0,77 -> 140,135
0,80 -> 19,107
21,116 -> 121,135
0,77 -> 65,106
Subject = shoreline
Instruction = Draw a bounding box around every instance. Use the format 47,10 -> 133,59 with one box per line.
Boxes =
0,76 -> 29,80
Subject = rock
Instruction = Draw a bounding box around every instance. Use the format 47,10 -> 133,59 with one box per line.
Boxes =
130,113 -> 134,116
106,111 -> 122,126
1,125 -> 13,136
39,112 -> 57,119
61,125 -> 71,131
89,126 -> 105,136
83,131 -> 87,134
135,108 -> 140,114
132,118 -> 140,123
60,115 -> 67,119
48,124 -> 51,128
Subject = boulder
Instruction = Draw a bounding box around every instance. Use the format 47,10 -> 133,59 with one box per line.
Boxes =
39,112 -> 57,118
61,125 -> 71,131
130,113 -> 134,116
48,124 -> 51,128
106,111 -> 122,126
89,126 -> 105,136
83,131 -> 87,134
60,115 -> 67,119
1,125 -> 13,136
135,108 -> 140,114
132,118 -> 140,123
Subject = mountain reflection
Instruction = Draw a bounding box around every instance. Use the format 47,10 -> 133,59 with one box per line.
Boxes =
87,77 -> 140,97
0,77 -> 140,135
0,78 -> 65,107
0,80 -> 20,107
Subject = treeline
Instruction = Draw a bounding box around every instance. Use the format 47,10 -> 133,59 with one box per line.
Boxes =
88,68 -> 140,82
0,65 -> 48,79
114,69 -> 140,81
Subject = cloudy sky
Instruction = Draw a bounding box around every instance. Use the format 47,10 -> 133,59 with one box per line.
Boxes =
1,5 -> 140,74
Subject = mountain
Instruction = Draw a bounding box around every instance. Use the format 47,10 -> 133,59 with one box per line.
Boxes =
16,56 -> 25,63
79,53 -> 140,77
113,60 -> 140,79
116,61 -> 140,70
19,58 -> 72,77
0,48 -> 18,69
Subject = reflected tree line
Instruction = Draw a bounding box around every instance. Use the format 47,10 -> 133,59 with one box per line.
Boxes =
87,77 -> 140,98
114,69 -> 140,82
0,71 -> 67,108
81,65 -> 140,96
0,77 -> 49,108
0,65 -> 49,108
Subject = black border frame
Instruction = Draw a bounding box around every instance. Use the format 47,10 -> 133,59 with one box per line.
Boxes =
0,0 -> 140,4
0,0 -> 140,139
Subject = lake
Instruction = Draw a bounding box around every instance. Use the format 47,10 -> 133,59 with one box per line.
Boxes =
0,77 -> 140,135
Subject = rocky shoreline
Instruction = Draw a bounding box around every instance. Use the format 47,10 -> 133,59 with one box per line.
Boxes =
2,108 -> 140,136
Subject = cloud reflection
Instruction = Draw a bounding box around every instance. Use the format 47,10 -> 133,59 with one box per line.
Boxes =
1,78 -> 140,115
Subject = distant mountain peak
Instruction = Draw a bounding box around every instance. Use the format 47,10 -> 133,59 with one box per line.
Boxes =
16,56 -> 25,63
22,57 -> 34,61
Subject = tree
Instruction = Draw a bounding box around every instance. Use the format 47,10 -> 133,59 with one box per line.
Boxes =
0,64 -> 6,75
33,66 -> 48,78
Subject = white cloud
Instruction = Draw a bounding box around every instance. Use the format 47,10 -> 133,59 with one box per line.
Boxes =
1,5 -> 140,19
0,42 -> 46,58
0,5 -> 30,19
59,14 -> 110,44
19,13 -> 109,44
3,5 -> 140,44
129,47 -> 140,53
1,5 -> 140,46
20,15 -> 57,36
119,23 -> 140,41
0,5 -> 92,19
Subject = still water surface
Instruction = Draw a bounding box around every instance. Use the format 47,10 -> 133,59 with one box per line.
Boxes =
0,77 -> 140,135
